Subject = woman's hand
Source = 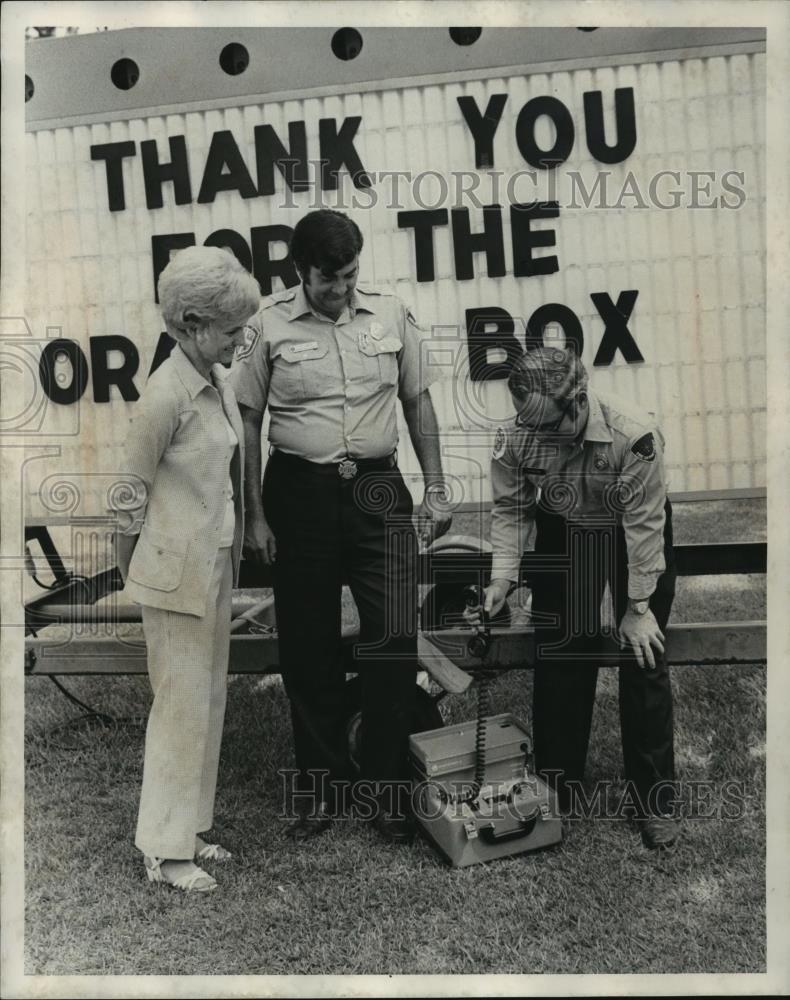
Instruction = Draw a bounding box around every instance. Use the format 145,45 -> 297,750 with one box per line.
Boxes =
244,514 -> 277,566
115,533 -> 139,582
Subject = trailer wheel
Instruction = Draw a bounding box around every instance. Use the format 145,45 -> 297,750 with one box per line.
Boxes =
344,675 -> 443,776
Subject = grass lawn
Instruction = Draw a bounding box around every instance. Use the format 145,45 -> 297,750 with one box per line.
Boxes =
23,500 -> 767,976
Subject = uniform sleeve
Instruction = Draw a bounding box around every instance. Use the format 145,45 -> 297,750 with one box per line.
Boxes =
619,429 -> 668,599
109,383 -> 179,535
228,312 -> 271,412
489,439 -> 537,582
396,300 -> 440,401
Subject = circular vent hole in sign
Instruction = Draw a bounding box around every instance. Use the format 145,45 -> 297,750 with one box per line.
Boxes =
449,28 -> 482,45
220,42 -> 249,75
331,28 -> 363,60
111,58 -> 139,90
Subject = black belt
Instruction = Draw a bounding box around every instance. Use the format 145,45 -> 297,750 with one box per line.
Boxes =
270,449 -> 397,480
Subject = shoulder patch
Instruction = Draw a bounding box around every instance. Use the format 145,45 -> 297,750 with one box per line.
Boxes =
234,325 -> 260,361
492,426 -> 507,460
630,432 -> 656,462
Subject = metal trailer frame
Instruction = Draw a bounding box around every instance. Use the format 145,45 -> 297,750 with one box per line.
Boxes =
23,522 -> 767,678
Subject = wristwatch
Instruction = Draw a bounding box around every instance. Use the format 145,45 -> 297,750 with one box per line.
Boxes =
628,599 -> 650,616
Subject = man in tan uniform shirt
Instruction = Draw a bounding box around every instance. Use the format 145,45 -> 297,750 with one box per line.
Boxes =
468,346 -> 679,850
230,209 -> 451,844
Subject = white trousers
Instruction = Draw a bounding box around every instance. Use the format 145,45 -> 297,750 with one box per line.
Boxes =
135,547 -> 232,859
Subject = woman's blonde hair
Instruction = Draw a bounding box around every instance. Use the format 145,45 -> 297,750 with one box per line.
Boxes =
158,246 -> 261,341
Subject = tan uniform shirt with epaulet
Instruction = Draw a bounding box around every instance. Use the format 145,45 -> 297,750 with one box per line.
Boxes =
490,388 -> 668,600
228,284 -> 436,463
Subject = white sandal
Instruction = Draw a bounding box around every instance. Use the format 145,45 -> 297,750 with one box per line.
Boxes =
195,841 -> 232,862
144,856 -> 217,893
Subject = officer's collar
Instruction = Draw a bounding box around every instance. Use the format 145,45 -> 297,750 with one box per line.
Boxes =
583,390 -> 613,444
289,284 -> 377,322
171,343 -> 226,400
349,289 -> 377,315
289,284 -> 317,321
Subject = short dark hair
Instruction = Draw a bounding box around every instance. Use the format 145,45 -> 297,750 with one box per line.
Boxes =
508,346 -> 588,404
290,209 -> 364,278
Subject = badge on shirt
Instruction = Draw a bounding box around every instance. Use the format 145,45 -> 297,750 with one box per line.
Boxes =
369,321 -> 385,340
492,426 -> 506,460
234,325 -> 259,360
631,433 -> 656,462
594,452 -> 609,470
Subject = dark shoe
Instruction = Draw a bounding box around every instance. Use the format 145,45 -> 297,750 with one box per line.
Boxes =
284,806 -> 332,843
371,812 -> 416,845
639,815 -> 680,850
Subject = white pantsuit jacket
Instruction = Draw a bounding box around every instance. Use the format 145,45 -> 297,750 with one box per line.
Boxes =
114,344 -> 245,616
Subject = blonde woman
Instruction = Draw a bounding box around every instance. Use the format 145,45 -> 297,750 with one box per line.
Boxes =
114,246 -> 260,891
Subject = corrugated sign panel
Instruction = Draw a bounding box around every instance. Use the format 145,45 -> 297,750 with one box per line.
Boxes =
21,48 -> 765,518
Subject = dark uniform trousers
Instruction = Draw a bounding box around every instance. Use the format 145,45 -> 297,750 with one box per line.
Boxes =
263,450 -> 418,814
531,500 -> 676,816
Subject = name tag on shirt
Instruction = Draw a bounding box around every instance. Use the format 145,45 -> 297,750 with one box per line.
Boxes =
289,341 -> 320,354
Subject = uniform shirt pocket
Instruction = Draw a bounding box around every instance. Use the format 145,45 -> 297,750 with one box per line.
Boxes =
358,334 -> 400,387
127,527 -> 187,592
274,341 -> 331,401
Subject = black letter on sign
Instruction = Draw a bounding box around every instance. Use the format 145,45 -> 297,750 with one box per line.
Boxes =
254,121 -> 310,194
90,141 -> 136,212
141,135 -> 192,210
197,131 -> 258,203
397,210 -> 449,282
318,117 -> 372,190
583,88 -> 637,165
89,336 -> 140,402
151,233 -> 196,302
451,207 -> 506,281
591,290 -> 642,365
251,225 -> 299,294
510,202 -> 560,278
39,340 -> 89,404
204,229 -> 253,272
515,97 -> 574,169
525,304 -> 584,356
148,332 -> 176,377
457,94 -> 508,169
466,308 -> 522,382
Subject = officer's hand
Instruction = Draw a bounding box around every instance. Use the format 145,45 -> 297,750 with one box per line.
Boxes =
463,579 -> 511,626
417,486 -> 452,548
619,608 -> 665,670
244,515 -> 277,566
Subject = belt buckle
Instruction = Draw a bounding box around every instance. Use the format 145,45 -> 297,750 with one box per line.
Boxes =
338,458 -> 358,480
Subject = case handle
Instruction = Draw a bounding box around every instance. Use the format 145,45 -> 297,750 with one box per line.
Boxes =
477,808 -> 540,844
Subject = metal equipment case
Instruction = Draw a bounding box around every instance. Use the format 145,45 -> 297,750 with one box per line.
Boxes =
410,713 -> 562,867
